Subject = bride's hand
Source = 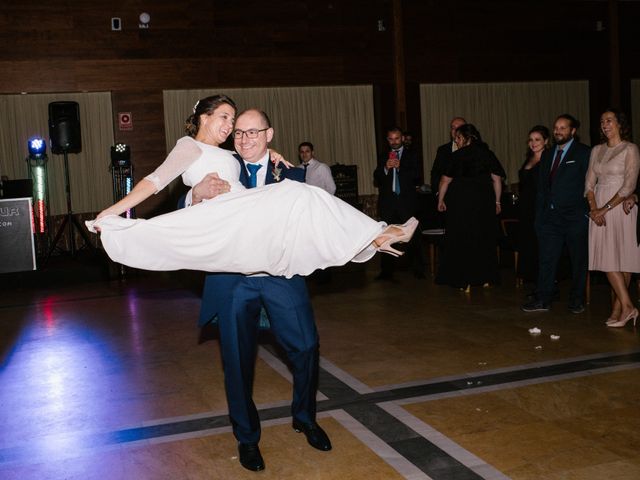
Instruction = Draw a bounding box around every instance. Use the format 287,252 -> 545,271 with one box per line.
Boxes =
269,149 -> 294,169
92,207 -> 120,232
96,204 -> 123,219
86,218 -> 102,233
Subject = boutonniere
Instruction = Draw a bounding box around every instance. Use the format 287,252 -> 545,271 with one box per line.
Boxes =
272,166 -> 282,182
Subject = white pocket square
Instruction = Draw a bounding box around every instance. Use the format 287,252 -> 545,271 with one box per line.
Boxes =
565,160 -> 576,164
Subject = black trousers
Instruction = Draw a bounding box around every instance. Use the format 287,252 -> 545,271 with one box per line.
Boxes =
535,209 -> 588,304
379,197 -> 425,276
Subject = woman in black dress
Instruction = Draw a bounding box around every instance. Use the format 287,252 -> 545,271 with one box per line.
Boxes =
517,125 -> 550,285
436,124 -> 506,290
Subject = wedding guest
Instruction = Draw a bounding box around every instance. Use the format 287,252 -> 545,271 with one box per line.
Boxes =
518,125 -> 550,285
437,124 -> 505,290
585,108 -> 640,327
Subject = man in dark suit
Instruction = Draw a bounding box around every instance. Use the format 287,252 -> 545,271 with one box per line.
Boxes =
187,109 -> 331,472
430,116 -> 466,191
522,114 -> 591,313
373,126 -> 424,279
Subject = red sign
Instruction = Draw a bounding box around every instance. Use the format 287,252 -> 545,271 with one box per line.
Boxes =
118,112 -> 133,131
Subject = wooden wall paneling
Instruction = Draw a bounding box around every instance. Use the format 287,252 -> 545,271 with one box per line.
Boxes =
111,90 -> 169,217
1,0 -> 639,214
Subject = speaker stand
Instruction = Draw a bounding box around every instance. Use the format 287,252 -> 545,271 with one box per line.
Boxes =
45,150 -> 96,262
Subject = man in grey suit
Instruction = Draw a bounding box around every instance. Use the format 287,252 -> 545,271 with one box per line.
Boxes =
522,114 -> 591,313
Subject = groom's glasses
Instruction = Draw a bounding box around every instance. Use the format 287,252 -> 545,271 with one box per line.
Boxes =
232,128 -> 269,139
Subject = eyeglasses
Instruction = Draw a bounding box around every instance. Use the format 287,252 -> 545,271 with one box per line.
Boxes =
233,128 -> 269,139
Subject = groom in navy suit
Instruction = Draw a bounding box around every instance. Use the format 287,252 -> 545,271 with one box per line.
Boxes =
186,108 -> 331,472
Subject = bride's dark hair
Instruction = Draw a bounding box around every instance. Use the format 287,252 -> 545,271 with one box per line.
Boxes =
185,94 -> 237,137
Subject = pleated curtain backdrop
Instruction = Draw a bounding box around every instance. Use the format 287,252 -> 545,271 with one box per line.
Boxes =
163,85 -> 378,195
419,81 -> 590,185
0,92 -> 114,215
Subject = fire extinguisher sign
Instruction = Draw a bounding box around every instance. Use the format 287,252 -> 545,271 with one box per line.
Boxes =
118,112 -> 133,131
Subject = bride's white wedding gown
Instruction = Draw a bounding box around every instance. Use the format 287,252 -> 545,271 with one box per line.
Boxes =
88,137 -> 385,278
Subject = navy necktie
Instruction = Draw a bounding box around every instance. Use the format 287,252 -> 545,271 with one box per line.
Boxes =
247,163 -> 262,188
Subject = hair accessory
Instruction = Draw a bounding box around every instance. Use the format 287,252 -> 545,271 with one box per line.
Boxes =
192,100 -> 200,114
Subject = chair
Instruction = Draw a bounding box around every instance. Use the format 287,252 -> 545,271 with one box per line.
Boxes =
499,218 -> 521,284
330,164 -> 360,209
422,228 -> 445,276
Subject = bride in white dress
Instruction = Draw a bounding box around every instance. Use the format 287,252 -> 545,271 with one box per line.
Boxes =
88,95 -> 418,278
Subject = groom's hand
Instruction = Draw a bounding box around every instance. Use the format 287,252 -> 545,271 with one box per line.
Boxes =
192,173 -> 230,204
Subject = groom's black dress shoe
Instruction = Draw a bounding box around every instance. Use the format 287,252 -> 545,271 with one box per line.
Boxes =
292,420 -> 332,451
238,443 -> 265,471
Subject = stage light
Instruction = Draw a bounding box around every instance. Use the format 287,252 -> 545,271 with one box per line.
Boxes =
111,143 -> 131,166
25,136 -> 50,239
28,137 -> 46,158
33,165 -> 47,233
110,144 -> 135,220
125,177 -> 133,218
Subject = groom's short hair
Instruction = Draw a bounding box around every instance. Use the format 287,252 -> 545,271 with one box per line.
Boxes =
238,108 -> 272,128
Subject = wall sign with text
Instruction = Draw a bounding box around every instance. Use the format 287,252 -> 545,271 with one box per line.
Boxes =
0,197 -> 36,273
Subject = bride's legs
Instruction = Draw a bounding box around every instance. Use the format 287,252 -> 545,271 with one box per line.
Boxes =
373,217 -> 419,257
373,226 -> 403,246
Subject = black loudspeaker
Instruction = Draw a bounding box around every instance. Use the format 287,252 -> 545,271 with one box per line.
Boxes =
48,101 -> 82,154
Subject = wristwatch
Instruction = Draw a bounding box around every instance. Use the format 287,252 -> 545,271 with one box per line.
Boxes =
605,203 -> 612,210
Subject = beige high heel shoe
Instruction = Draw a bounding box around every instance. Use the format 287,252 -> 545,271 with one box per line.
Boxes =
605,316 -> 620,326
607,308 -> 639,328
374,217 -> 419,257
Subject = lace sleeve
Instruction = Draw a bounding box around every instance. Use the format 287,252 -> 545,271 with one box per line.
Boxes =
144,137 -> 202,193
618,143 -> 640,198
583,147 -> 598,196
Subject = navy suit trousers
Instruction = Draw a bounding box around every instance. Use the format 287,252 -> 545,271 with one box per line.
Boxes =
535,209 -> 588,304
217,275 -> 318,444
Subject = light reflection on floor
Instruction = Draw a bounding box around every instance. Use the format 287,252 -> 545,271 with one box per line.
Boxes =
1,263 -> 639,479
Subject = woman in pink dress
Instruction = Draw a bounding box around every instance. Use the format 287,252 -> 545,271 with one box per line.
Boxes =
585,108 -> 640,327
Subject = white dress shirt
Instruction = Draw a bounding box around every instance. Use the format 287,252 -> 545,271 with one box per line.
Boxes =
298,158 -> 336,194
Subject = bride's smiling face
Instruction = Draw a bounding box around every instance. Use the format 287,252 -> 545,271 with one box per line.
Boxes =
197,103 -> 236,146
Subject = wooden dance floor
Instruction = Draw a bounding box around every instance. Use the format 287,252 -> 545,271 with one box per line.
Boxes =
1,255 -> 640,479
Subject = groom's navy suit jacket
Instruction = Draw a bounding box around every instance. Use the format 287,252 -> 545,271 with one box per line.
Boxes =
198,154 -> 306,327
